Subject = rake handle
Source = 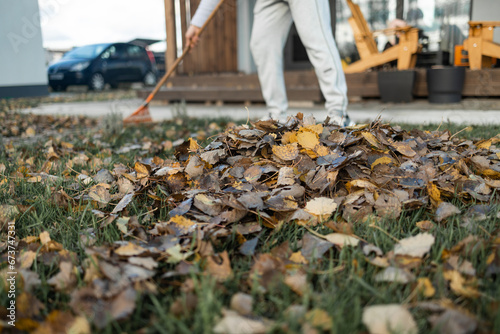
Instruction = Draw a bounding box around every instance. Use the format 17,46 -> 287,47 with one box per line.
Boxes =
143,0 -> 226,105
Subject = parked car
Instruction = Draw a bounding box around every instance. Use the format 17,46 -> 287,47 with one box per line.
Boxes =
48,42 -> 157,91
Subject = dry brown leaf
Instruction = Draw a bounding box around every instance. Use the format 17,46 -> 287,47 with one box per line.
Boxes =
297,131 -> 319,150
324,233 -> 360,248
272,143 -> 299,161
134,161 -> 149,179
230,293 -> 253,316
361,132 -> 383,149
47,261 -> 77,291
40,231 -> 51,245
391,141 -> 416,157
277,167 -> 295,186
417,277 -> 436,298
394,233 -> 435,258
435,202 -> 461,222
443,270 -> 481,298
371,156 -> 394,169
114,242 -> 147,257
304,197 -> 338,217
374,267 -> 415,284
416,220 -> 435,232
284,270 -> 308,296
362,304 -> 417,334
111,192 -> 134,214
428,309 -> 477,334
305,308 -> 333,331
213,310 -> 271,334
205,251 -> 233,282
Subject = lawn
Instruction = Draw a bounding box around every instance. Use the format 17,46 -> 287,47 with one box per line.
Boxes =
0,105 -> 499,334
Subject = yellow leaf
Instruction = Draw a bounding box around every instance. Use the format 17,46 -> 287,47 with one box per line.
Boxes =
417,277 -> 435,298
482,169 -> 500,179
391,141 -> 416,157
427,183 -> 441,206
371,156 -> 394,169
188,138 -> 201,152
169,215 -> 196,234
303,124 -> 324,135
416,220 -> 435,232
314,144 -> 330,157
361,132 -> 383,149
115,242 -> 147,257
40,231 -> 51,245
305,309 -> 333,331
476,137 -> 499,149
443,270 -> 481,298
282,131 -> 298,144
134,162 -> 149,179
297,131 -> 319,150
272,143 -> 299,161
289,251 -> 308,264
346,179 -> 378,192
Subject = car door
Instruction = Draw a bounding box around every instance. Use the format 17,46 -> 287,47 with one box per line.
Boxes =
125,45 -> 146,82
99,44 -> 132,82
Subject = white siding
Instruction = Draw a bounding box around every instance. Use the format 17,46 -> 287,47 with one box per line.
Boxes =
0,0 -> 47,88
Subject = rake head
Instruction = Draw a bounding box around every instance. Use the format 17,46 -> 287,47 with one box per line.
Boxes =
123,105 -> 153,124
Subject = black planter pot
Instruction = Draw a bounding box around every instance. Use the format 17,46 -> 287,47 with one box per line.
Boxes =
426,66 -> 466,103
377,70 -> 416,103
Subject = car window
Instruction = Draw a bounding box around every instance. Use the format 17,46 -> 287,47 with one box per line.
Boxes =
127,45 -> 146,59
101,45 -> 127,60
63,44 -> 108,59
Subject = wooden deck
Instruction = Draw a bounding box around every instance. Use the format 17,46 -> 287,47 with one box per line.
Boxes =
139,68 -> 500,103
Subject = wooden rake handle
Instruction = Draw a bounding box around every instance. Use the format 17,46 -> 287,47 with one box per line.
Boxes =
144,0 -> 226,105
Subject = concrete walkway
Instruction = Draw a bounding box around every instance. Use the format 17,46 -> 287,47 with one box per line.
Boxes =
22,98 -> 500,125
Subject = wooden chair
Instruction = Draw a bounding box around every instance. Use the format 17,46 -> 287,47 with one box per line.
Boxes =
463,21 -> 500,70
344,0 -> 421,73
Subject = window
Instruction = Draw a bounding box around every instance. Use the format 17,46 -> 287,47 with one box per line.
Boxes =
127,45 -> 146,59
335,0 -> 397,62
404,0 -> 470,53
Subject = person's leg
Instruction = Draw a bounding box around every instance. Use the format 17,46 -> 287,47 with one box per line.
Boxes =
288,0 -> 349,123
250,0 -> 293,119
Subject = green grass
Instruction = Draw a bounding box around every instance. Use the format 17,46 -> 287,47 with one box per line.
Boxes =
0,110 -> 499,333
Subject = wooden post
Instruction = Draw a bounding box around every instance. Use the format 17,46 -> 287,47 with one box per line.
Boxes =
164,0 -> 177,78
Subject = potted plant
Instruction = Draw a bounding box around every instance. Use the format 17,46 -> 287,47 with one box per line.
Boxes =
377,69 -> 416,103
426,66 -> 466,103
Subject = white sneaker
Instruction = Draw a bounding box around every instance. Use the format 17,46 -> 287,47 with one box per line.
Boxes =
327,114 -> 355,127
261,111 -> 289,124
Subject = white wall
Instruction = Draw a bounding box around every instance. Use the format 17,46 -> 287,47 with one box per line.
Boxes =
0,0 -> 48,91
472,0 -> 500,44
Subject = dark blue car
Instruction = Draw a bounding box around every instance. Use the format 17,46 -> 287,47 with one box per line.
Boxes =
48,43 -> 157,91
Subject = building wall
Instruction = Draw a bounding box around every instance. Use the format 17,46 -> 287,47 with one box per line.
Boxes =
472,0 -> 500,44
0,0 -> 48,98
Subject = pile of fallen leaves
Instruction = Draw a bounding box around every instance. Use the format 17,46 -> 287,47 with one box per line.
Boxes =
2,113 -> 500,333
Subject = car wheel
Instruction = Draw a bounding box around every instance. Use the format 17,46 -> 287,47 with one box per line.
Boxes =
89,73 -> 106,91
143,71 -> 157,86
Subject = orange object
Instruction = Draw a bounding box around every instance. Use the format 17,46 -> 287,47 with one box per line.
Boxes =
454,45 -> 469,66
463,21 -> 500,70
123,0 -> 226,124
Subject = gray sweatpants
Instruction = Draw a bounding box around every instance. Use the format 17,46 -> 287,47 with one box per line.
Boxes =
250,0 -> 348,117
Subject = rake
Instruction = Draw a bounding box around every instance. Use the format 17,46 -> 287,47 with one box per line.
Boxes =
123,0 -> 226,124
